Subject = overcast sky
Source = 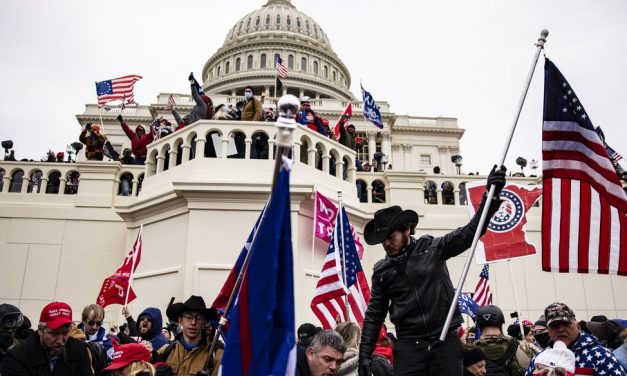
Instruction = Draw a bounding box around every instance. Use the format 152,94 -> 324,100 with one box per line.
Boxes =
1,0 -> 625,174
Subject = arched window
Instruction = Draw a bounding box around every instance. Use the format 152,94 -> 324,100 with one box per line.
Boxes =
9,170 -> 24,193
266,15 -> 271,25
235,58 -> 241,72
255,16 -> 260,27
332,71 -> 336,81
305,20 -> 310,32
286,16 -> 291,26
296,18 -> 301,28
288,55 -> 294,69
217,66 -> 221,76
459,182 -> 468,205
225,61 -> 230,74
424,181 -> 437,204
276,14 -> 281,24
356,179 -> 367,203
260,53 -> 267,68
313,61 -> 319,75
372,180 -> 386,203
301,57 -> 307,72
118,173 -> 133,196
323,65 -> 328,78
246,17 -> 251,29
442,181 -> 455,205
247,55 -> 253,69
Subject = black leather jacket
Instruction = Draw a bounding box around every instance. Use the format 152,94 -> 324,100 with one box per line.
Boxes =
359,195 -> 501,361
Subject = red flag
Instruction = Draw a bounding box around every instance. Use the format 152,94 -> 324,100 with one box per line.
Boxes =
466,182 -> 542,263
96,229 -> 143,308
333,101 -> 352,140
314,191 -> 365,258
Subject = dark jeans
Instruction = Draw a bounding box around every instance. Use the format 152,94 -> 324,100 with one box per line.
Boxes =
393,331 -> 463,376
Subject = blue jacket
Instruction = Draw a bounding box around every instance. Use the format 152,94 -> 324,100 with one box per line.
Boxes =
137,307 -> 169,350
77,323 -> 113,358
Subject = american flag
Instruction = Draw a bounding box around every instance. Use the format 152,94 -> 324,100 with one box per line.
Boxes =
167,94 -> 176,109
606,144 -> 623,164
473,264 -> 492,306
95,75 -> 142,107
542,59 -> 627,275
275,55 -> 288,78
311,207 -> 370,329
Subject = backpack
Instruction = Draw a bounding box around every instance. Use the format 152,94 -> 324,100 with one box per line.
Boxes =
477,336 -> 524,376
85,341 -> 109,376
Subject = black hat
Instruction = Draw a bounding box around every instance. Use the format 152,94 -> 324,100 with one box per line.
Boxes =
297,323 -> 316,340
364,206 -> 418,245
463,346 -> 486,367
166,295 -> 217,322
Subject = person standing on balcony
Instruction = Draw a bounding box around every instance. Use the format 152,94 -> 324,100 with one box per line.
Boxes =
339,123 -> 358,151
296,96 -> 328,136
188,72 -> 214,124
79,123 -> 106,161
241,86 -> 263,121
358,166 -> 507,376
117,115 -> 153,165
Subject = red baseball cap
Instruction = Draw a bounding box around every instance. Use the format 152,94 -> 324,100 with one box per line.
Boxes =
104,343 -> 151,371
39,302 -> 73,330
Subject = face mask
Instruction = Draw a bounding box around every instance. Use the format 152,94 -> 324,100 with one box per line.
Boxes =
534,332 -> 551,348
244,92 -> 253,100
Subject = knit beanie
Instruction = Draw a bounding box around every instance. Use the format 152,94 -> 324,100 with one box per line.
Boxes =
463,347 -> 486,367
534,341 -> 576,373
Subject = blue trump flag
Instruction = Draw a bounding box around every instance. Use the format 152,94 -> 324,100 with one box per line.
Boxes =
220,164 -> 296,376
457,292 -> 479,322
361,84 -> 383,128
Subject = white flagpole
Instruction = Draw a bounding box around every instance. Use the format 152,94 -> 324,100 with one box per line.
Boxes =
440,29 -> 549,341
507,259 -> 526,339
337,190 -> 349,321
123,225 -> 142,308
311,192 -> 317,271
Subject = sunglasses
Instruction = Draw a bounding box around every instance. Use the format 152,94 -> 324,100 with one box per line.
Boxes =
87,320 -> 103,326
138,316 -> 152,322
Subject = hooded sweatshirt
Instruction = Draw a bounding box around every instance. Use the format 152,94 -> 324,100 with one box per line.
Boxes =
120,122 -> 153,159
136,307 -> 169,350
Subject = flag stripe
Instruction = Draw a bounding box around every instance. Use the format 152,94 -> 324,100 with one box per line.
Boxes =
559,179 -> 571,272
568,180 -> 580,271
550,179 -> 561,271
598,196 -> 611,273
542,178 -> 553,272
577,183 -> 591,273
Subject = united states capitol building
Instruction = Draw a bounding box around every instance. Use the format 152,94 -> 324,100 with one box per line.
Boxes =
1,0 -> 625,327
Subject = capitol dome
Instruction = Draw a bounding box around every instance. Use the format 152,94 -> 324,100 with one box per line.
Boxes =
201,0 -> 353,101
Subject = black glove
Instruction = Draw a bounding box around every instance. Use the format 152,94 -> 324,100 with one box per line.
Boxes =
188,72 -> 195,82
486,164 -> 506,197
85,122 -> 92,130
358,359 -> 372,376
117,114 -> 123,123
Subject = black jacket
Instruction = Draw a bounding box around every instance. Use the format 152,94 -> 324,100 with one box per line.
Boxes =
1,331 -> 94,376
359,195 -> 501,361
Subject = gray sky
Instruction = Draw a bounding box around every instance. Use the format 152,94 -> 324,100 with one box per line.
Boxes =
1,0 -> 625,173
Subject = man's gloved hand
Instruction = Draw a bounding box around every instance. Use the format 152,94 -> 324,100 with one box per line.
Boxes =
117,114 -> 123,123
358,358 -> 372,376
486,164 -> 507,197
188,72 -> 195,82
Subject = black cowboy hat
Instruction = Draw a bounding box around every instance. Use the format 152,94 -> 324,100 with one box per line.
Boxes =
166,295 -> 217,322
364,206 -> 418,245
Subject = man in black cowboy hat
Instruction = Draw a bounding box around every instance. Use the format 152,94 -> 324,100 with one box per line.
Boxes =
358,166 -> 507,376
157,295 -> 222,376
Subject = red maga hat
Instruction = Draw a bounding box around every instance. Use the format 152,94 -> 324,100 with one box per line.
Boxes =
103,343 -> 151,371
39,302 -> 73,330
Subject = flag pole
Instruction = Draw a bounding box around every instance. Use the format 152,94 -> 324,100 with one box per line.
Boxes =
123,225 -> 142,309
204,95 -> 298,373
337,190 -> 349,321
439,29 -> 548,341
507,259 -> 526,339
311,192 -> 317,271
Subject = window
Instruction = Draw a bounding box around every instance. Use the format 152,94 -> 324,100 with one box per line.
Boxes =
323,65 -> 328,78
301,57 -> 307,72
286,16 -> 291,26
247,55 -> 253,69
235,58 -> 241,72
225,61 -> 230,74
288,55 -> 294,69
260,53 -> 267,68
332,71 -> 336,81
266,15 -> 271,25
276,14 -> 281,24
420,154 -> 431,166
255,16 -> 260,27
296,18 -> 301,28
217,66 -> 221,76
246,18 -> 251,29
313,61 -> 318,75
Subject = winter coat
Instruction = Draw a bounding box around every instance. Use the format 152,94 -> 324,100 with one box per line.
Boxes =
76,323 -> 113,359
338,347 -> 359,376
241,98 -> 262,121
121,122 -> 153,159
296,345 -> 311,376
1,331 -> 94,376
359,195 -> 502,363
79,130 -> 106,160
188,84 -> 214,125
157,337 -> 222,376
525,332 -> 625,376
136,307 -> 169,351
296,109 -> 328,136
338,123 -> 356,151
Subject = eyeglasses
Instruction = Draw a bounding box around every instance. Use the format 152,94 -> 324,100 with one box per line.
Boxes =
182,313 -> 205,322
138,316 -> 152,322
87,320 -> 103,326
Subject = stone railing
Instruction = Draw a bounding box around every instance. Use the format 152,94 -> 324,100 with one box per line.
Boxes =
143,119 -> 358,183
394,115 -> 459,129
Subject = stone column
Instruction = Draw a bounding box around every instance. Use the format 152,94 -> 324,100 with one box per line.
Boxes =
299,89 -> 304,98
380,131 -> 391,170
195,137 -> 206,159
245,139 -> 252,159
182,145 -> 191,163
403,144 -> 413,171
391,144 -> 402,170
453,189 -> 460,205
2,176 -> 11,193
436,187 -> 443,205
20,176 -> 30,194
231,89 -> 236,96
145,160 -> 155,178
437,145 -> 448,173
156,155 -> 166,173
168,149 -> 177,169
321,154 -> 330,174
293,142 -> 301,163
367,131 -> 377,165
335,158 -> 343,179
307,147 -> 316,167
367,185 -> 373,203
265,86 -> 270,96
39,177 -> 48,194
132,179 -> 139,196
58,177 -> 67,195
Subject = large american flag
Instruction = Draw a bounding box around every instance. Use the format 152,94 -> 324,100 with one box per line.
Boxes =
473,264 -> 492,306
275,55 -> 288,78
311,207 -> 370,329
96,75 -> 142,107
542,59 -> 627,275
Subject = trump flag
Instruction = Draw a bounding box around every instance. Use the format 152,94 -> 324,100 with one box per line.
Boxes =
466,181 -> 542,263
314,191 -> 365,258
220,164 -> 296,376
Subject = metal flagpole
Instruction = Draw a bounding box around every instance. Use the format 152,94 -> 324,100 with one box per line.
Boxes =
311,192 -> 317,271
439,29 -> 549,341
337,190 -> 349,321
204,95 -> 298,374
123,225 -> 142,308
507,259 -> 526,339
